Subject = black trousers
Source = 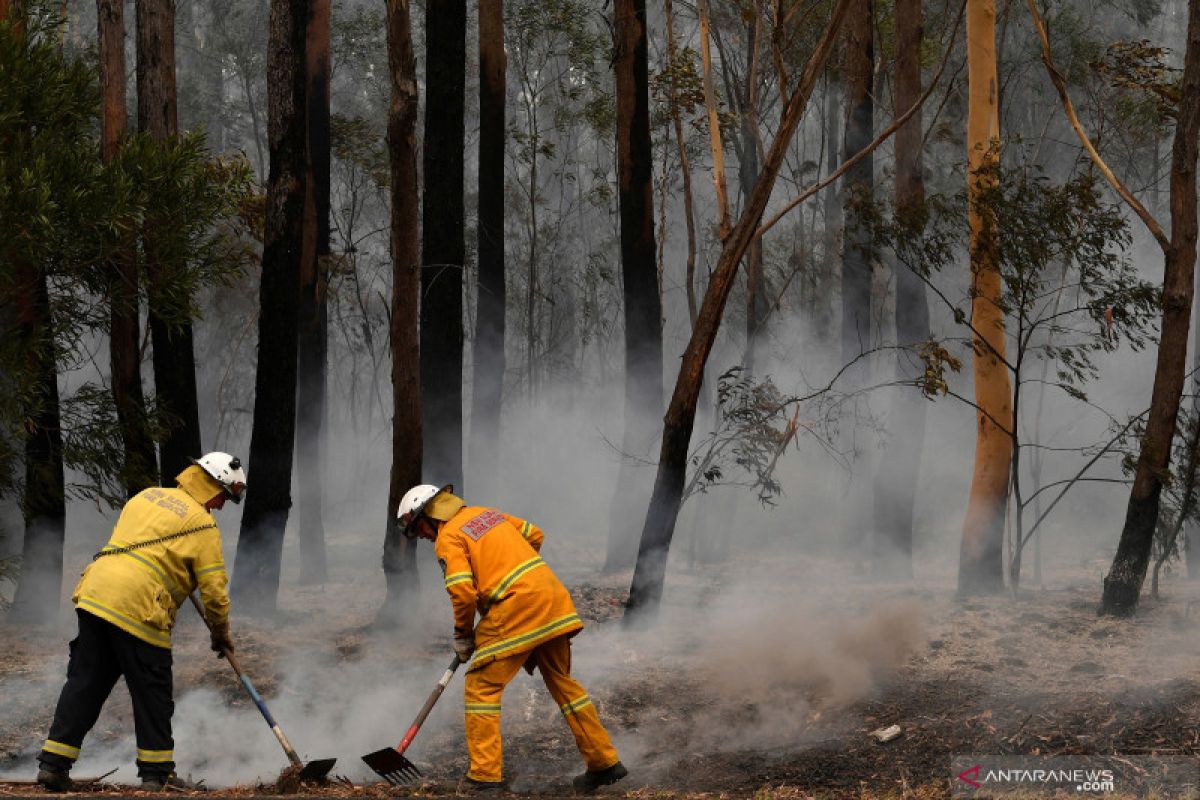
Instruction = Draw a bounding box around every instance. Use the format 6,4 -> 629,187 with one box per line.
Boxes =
39,609 -> 175,778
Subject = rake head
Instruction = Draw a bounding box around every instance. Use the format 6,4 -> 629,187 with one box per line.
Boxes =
362,747 -> 422,785
299,758 -> 338,782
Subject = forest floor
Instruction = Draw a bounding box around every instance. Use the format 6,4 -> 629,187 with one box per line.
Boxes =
2,547 -> 1200,799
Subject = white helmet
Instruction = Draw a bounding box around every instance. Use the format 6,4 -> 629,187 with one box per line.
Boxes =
192,452 -> 247,504
397,483 -> 449,537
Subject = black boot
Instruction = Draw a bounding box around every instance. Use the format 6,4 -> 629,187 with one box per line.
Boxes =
142,772 -> 205,791
36,763 -> 74,792
458,775 -> 508,794
573,762 -> 628,794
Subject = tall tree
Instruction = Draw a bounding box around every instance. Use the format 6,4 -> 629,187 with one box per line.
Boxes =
295,0 -> 330,584
871,0 -> 928,578
420,0 -> 465,490
626,0 -> 852,622
840,0 -> 873,364
604,0 -> 663,573
8,254 -> 65,625
231,0 -> 309,614
957,0 -> 1010,594
101,0 -> 156,497
1098,0 -> 1200,615
138,0 -> 201,484
380,0 -> 421,627
6,0 -> 66,626
468,0 -> 506,496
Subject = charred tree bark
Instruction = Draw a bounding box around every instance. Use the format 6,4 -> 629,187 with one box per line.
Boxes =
626,0 -> 852,623
295,0 -> 329,584
605,0 -> 663,574
840,0 -> 873,365
958,0 -> 1010,595
8,257 -> 66,624
1100,0 -> 1200,615
232,0 -> 309,615
379,0 -> 421,627
138,0 -> 201,485
468,0 -> 505,496
871,0 -> 927,579
420,0 -> 465,490
102,0 -> 155,498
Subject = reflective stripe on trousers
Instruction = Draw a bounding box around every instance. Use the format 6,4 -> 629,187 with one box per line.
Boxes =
463,633 -> 619,782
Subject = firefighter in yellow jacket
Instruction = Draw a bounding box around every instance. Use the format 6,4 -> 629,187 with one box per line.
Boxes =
36,452 -> 246,793
397,484 -> 628,794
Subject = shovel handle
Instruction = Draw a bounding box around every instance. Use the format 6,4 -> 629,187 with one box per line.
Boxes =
394,655 -> 462,754
187,593 -> 304,768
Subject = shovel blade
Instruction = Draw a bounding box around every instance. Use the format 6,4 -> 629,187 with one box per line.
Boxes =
298,758 -> 337,781
362,747 -> 422,785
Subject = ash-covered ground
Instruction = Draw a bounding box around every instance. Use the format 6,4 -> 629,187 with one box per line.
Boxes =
3,541 -> 1200,799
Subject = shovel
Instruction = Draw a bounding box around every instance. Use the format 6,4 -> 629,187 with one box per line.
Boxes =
187,593 -> 336,783
361,654 -> 462,784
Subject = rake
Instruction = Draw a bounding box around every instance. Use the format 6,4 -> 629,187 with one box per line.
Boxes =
361,654 -> 463,785
187,593 -> 336,783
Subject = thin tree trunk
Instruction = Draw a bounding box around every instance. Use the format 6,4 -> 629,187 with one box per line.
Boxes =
667,0 -> 698,330
1100,0 -> 1200,615
840,0 -> 873,365
871,0 -> 927,579
958,0 -> 1010,595
138,0 -> 202,485
605,0 -> 663,574
822,72 -> 841,344
102,0 -> 155,498
379,0 -> 421,627
469,0 -> 506,496
698,0 -> 730,240
9,265 -> 66,624
742,10 -> 766,370
231,0 -> 309,615
625,0 -> 852,623
295,0 -> 329,584
420,0 -> 465,489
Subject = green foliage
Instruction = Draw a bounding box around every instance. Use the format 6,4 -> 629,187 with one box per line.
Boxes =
686,367 -> 794,505
0,5 -> 256,508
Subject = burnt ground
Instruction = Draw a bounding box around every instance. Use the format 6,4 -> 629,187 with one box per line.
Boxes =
3,552 -> 1200,799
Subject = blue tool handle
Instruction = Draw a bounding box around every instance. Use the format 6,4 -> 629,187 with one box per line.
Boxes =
188,593 -> 303,767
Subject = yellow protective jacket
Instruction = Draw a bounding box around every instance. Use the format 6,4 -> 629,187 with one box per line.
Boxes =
72,466 -> 231,649
434,505 -> 582,670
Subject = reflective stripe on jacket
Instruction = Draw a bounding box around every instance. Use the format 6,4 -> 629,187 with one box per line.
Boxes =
71,466 -> 231,649
434,506 -> 580,670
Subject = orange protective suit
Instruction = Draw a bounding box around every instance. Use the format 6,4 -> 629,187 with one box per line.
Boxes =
433,503 -> 620,783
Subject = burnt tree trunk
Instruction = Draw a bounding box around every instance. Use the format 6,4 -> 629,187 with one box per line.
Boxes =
604,0 -> 663,574
8,257 -> 66,624
102,0 -> 155,497
295,0 -> 329,584
231,0 -> 309,615
138,0 -> 201,485
420,0 -> 465,490
871,0 -> 927,579
469,0 -> 506,496
841,0 -> 873,364
7,1 -> 64,625
626,0 -> 852,623
1100,0 -> 1200,616
379,0 -> 422,627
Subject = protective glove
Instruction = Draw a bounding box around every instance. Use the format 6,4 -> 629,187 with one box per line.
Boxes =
210,621 -> 234,658
453,634 -> 475,662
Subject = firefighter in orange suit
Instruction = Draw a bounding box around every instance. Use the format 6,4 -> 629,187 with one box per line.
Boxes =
36,453 -> 245,793
397,484 -> 628,794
